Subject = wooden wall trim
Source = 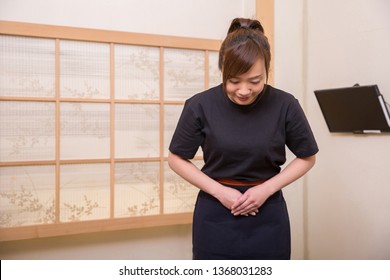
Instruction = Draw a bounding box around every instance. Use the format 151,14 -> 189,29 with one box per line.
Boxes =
256,0 -> 275,85
0,213 -> 192,241
0,20 -> 221,51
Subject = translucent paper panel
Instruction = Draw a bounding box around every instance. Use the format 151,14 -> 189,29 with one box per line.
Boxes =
60,102 -> 110,159
164,104 -> 183,156
115,44 -> 160,100
208,51 -> 222,88
115,162 -> 160,217
115,104 -> 160,158
60,40 -> 110,99
164,48 -> 205,101
0,101 -> 55,162
60,163 -> 110,222
0,35 -> 55,98
164,160 -> 203,214
0,165 -> 55,227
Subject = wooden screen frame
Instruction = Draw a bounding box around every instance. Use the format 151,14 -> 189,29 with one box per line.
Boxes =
0,21 -> 220,241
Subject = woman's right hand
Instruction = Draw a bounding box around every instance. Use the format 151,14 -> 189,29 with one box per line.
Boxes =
168,152 -> 258,216
214,186 -> 259,216
212,186 -> 255,216
214,186 -> 243,210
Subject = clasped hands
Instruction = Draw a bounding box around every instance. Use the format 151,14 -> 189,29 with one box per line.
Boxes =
216,185 -> 272,217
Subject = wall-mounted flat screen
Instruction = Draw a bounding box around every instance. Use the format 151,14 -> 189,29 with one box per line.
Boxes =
314,85 -> 390,133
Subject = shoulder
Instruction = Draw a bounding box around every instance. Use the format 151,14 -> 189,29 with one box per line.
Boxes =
266,85 -> 306,110
262,86 -> 306,118
178,84 -> 223,120
184,84 -> 224,114
265,85 -> 298,103
187,84 -> 223,104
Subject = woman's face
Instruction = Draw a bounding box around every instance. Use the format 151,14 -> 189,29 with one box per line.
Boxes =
225,58 -> 267,106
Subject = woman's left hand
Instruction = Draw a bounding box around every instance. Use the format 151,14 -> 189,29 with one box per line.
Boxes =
230,185 -> 272,216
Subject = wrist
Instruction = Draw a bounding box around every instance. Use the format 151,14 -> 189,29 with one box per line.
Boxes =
258,182 -> 277,197
209,183 -> 225,200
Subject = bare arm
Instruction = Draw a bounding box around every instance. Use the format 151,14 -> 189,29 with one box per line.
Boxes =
168,151 -> 316,216
167,152 -> 245,210
231,155 -> 317,215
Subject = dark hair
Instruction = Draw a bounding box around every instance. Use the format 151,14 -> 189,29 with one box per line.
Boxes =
219,18 -> 271,88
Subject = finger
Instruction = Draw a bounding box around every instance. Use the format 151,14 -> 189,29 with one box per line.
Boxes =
232,203 -> 255,216
234,205 -> 258,216
238,210 -> 257,217
231,194 -> 247,210
232,196 -> 253,212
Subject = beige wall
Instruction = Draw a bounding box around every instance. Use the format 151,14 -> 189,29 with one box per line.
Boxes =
274,0 -> 306,259
0,0 -> 256,40
275,0 -> 390,259
304,0 -> 390,259
0,225 -> 193,259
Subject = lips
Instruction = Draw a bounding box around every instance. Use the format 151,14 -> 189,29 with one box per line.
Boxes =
236,96 -> 251,103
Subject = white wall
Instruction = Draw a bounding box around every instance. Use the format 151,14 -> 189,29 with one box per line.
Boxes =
275,0 -> 390,259
0,0 -> 255,39
0,225 -> 193,259
274,0 -> 306,260
304,0 -> 390,259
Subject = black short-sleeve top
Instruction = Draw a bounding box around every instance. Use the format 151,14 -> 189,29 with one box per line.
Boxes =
169,84 -> 319,182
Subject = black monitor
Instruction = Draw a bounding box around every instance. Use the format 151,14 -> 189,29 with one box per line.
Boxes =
314,84 -> 390,133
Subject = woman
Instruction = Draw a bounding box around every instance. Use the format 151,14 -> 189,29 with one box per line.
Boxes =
168,18 -> 318,260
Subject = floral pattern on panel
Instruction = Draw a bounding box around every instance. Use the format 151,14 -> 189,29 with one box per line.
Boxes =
0,188 -> 55,227
0,35 -> 55,98
115,104 -> 160,158
60,163 -> 110,222
60,40 -> 110,99
115,45 -> 160,100
163,161 -> 203,214
0,101 -> 56,162
0,166 -> 56,227
115,162 -> 160,217
127,198 -> 159,217
63,195 -> 100,222
60,102 -> 110,160
164,48 -> 205,101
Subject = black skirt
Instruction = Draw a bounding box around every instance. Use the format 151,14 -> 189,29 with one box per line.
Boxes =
192,185 -> 291,260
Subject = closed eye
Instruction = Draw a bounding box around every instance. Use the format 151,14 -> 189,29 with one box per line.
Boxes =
228,79 -> 240,84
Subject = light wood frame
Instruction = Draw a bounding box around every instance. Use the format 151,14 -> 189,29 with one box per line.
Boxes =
257,0 -> 275,85
0,21 -> 219,241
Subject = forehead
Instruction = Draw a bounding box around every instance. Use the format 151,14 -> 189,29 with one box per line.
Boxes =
234,59 -> 266,78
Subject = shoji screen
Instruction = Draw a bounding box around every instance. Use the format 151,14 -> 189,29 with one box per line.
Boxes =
0,21 -> 221,241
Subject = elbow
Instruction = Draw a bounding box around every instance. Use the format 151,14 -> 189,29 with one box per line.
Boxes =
167,151 -> 175,169
297,154 -> 317,170
307,154 -> 317,169
167,151 -> 183,170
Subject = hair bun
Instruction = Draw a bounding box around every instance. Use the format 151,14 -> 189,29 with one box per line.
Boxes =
227,18 -> 264,34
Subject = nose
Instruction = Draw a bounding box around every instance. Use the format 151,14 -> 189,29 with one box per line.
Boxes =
237,86 -> 251,96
